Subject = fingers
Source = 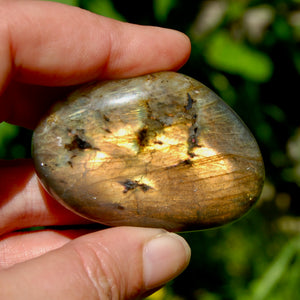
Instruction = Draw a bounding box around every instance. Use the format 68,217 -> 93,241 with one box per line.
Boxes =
0,227 -> 191,299
0,159 -> 92,236
0,229 -> 92,269
0,1 -> 191,229
0,82 -> 73,129
0,0 -> 190,127
0,4 -> 192,297
4,0 -> 190,85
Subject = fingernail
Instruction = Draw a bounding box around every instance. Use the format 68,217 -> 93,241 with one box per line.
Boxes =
143,232 -> 191,289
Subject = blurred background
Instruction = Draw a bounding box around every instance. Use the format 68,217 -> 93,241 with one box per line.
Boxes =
1,0 -> 300,299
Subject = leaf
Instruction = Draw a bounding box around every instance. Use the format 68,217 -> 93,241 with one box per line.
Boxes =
82,0 -> 125,21
249,237 -> 300,300
0,122 -> 19,158
153,0 -> 177,23
46,0 -> 79,6
204,31 -> 273,82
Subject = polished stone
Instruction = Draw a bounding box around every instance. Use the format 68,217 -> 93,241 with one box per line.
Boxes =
32,72 -> 264,232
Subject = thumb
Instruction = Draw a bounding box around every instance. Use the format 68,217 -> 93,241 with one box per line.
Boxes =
0,227 -> 191,299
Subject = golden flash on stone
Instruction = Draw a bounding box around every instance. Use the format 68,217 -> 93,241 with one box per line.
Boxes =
32,72 -> 264,232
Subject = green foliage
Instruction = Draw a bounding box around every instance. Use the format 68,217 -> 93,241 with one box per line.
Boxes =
249,236 -> 300,300
0,122 -> 17,157
0,122 -> 22,159
153,0 -> 177,23
204,30 -> 273,82
0,122 -> 32,159
47,0 -> 78,5
80,0 -> 125,21
3,0 -> 300,299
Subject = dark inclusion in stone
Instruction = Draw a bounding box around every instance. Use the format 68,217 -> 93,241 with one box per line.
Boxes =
184,93 -> 195,111
120,179 -> 152,193
65,135 -> 93,151
32,72 -> 265,232
136,128 -> 149,148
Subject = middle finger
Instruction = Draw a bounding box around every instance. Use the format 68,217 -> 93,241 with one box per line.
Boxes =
0,159 -> 91,236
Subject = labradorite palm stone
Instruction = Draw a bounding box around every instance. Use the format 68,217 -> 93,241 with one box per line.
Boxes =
32,72 -> 264,231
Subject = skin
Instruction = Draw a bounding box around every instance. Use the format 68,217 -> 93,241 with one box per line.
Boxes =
0,1 -> 191,299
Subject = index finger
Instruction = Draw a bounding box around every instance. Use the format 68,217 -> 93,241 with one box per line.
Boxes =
0,1 -> 191,128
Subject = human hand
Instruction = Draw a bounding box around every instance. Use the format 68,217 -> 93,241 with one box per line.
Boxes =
0,1 -> 191,299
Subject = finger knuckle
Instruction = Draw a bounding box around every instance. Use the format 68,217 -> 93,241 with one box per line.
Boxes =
72,241 -> 123,300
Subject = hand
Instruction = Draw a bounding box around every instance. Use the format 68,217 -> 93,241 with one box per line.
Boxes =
0,1 -> 191,299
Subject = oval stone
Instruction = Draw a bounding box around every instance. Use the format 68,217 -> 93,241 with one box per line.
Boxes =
32,72 -> 264,232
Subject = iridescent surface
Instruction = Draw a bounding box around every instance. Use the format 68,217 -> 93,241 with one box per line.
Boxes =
32,72 -> 264,232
